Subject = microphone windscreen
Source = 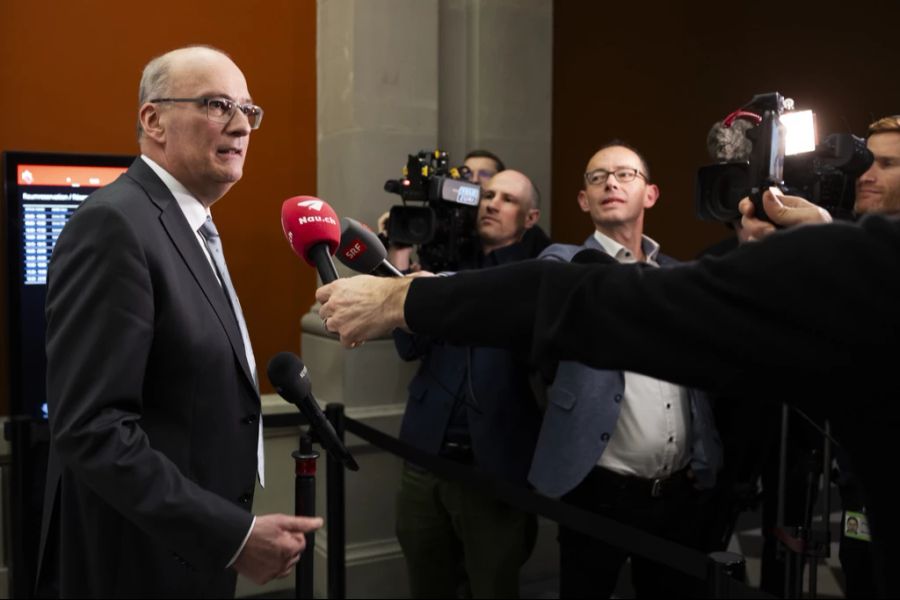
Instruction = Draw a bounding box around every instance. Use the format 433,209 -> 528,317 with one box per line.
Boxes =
337,217 -> 388,273
266,351 -> 312,399
707,119 -> 754,162
281,196 -> 341,266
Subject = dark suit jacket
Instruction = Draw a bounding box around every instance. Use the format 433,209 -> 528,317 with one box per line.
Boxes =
393,239 -> 546,484
402,216 -> 900,597
528,237 -> 722,497
39,158 -> 260,598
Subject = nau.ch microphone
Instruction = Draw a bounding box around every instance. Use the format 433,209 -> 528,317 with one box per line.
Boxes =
280,196 -> 342,283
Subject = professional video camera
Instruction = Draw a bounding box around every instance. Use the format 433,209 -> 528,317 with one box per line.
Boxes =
383,150 -> 483,271
696,92 -> 873,223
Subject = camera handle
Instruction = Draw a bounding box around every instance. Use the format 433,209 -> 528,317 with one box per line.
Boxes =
746,109 -> 787,225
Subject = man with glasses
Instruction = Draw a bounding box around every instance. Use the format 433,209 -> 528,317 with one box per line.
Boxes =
39,46 -> 321,598
462,149 -> 506,185
528,141 -> 721,597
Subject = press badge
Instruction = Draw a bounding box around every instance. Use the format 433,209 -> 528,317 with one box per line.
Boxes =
844,510 -> 871,542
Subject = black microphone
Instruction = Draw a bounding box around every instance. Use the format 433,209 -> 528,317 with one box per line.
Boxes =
267,352 -> 359,471
337,217 -> 404,277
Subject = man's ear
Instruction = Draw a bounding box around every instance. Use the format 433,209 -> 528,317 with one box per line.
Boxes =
524,208 -> 540,229
577,189 -> 590,213
139,103 -> 165,143
644,183 -> 660,209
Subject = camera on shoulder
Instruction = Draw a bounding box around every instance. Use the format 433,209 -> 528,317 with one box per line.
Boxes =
383,150 -> 483,271
697,92 -> 873,223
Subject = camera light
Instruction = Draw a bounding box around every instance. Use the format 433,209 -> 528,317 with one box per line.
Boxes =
781,110 -> 816,156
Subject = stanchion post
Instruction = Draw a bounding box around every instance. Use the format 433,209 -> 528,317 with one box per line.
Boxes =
707,551 -> 746,598
294,433 -> 320,600
326,403 -> 347,600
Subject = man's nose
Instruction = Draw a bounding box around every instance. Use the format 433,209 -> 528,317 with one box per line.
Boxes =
483,196 -> 501,212
226,109 -> 252,135
857,165 -> 877,185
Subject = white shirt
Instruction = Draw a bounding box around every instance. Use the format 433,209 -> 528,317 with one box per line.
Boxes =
141,155 -> 260,565
592,229 -> 692,479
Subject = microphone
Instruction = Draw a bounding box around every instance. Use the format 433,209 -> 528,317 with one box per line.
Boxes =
280,196 -> 341,283
267,352 -> 359,471
337,217 -> 404,277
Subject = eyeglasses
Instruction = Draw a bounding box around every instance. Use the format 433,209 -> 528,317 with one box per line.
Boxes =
472,169 -> 496,181
458,165 -> 497,182
584,167 -> 646,186
149,96 -> 264,129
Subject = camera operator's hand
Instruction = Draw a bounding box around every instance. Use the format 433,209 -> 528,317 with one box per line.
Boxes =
387,246 -> 418,272
737,187 -> 832,242
377,210 -> 421,272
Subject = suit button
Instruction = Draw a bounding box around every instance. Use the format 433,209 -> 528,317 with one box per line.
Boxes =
600,432 -> 610,442
613,394 -> 622,403
239,494 -> 253,505
242,414 -> 258,424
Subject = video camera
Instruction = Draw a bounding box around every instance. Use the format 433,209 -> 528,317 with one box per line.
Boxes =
383,150 -> 483,271
696,92 -> 873,223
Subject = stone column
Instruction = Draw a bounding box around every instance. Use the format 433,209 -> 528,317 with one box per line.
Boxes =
302,1 -> 555,597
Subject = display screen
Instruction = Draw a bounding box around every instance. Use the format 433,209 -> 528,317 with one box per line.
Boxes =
4,151 -> 133,419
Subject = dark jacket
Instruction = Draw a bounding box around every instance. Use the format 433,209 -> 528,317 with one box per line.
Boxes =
403,216 -> 900,597
393,227 -> 550,484
39,158 -> 259,598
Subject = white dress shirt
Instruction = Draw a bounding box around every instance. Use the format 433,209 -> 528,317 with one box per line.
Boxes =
591,230 -> 692,479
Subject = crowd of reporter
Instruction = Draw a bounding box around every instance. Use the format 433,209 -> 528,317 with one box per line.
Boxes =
330,115 -> 900,599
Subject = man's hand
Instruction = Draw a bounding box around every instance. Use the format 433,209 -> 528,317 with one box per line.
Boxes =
737,187 -> 832,242
317,275 -> 416,347
233,514 -> 323,585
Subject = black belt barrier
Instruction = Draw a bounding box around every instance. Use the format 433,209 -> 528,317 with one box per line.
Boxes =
316,403 -> 772,600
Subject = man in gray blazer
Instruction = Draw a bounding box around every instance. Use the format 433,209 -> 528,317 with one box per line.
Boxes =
529,141 -> 722,598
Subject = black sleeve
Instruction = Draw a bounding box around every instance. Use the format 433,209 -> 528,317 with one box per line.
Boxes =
404,219 -> 900,400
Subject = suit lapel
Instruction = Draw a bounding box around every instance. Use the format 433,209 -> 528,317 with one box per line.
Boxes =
125,159 -> 257,394
584,235 -> 608,254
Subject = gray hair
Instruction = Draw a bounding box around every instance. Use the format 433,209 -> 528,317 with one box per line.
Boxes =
136,45 -> 230,139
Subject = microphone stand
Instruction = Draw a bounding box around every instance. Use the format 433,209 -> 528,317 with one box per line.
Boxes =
294,432 -> 320,600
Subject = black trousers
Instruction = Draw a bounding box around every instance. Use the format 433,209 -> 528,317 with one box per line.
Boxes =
558,466 -> 704,599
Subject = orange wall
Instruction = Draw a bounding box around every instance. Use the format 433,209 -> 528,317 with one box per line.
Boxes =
0,0 -> 318,412
552,0 -> 900,259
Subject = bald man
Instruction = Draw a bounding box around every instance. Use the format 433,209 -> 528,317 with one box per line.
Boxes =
393,170 -> 550,598
38,46 -> 320,598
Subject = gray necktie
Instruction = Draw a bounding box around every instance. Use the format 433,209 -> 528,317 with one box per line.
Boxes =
198,216 -> 258,390
199,216 -> 264,485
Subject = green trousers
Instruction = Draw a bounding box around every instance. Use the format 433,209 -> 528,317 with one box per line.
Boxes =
395,462 -> 537,599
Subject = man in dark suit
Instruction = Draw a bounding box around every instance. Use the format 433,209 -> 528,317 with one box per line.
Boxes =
391,169 -> 549,598
39,46 -> 321,598
530,142 -> 721,598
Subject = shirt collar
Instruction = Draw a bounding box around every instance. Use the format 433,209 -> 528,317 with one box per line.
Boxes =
141,155 -> 211,232
592,229 -> 661,264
